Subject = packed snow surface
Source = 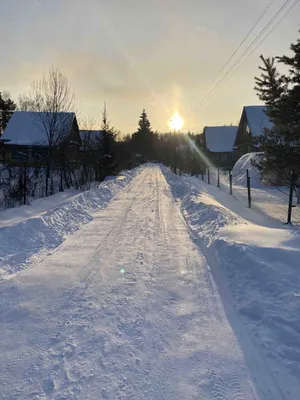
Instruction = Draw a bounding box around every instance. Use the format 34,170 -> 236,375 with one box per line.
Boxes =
0,165 -> 262,399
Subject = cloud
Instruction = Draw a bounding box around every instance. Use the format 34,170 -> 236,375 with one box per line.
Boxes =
51,52 -> 152,101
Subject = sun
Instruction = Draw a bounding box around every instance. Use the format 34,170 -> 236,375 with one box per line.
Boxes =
168,113 -> 184,131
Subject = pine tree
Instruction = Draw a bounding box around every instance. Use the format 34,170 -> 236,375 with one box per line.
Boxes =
138,109 -> 152,134
254,55 -> 285,121
0,92 -> 16,134
254,32 -> 300,186
99,103 -> 116,179
278,34 -> 300,133
132,109 -> 155,161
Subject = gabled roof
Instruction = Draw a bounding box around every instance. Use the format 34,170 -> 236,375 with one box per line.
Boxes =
204,126 -> 238,152
244,106 -> 273,137
1,111 -> 76,146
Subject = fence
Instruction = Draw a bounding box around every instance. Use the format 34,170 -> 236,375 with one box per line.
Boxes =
199,167 -> 300,226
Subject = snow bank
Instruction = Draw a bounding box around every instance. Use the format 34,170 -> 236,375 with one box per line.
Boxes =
232,152 -> 263,188
0,189 -> 79,227
0,168 -> 139,279
162,166 -> 300,396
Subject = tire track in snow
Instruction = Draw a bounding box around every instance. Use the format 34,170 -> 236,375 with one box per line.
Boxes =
42,168 -> 154,396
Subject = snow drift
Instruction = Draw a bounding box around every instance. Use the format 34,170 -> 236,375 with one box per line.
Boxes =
232,152 -> 263,188
162,166 -> 300,397
0,168 -> 139,279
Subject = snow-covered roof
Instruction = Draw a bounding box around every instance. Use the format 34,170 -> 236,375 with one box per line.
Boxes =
79,130 -> 103,148
244,106 -> 273,137
1,111 -> 75,146
204,126 -> 238,152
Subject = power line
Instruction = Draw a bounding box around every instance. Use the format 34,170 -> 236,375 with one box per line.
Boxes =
193,0 -> 294,111
192,0 -> 276,110
196,0 -> 300,111
193,0 -> 298,112
253,0 -> 300,52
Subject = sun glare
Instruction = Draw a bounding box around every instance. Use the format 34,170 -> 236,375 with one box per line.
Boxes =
168,113 -> 184,131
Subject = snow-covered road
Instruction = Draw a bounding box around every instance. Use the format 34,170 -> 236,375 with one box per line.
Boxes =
1,166 -> 264,399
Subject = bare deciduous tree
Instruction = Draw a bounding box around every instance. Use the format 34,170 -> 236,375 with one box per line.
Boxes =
20,67 -> 76,196
18,94 -> 36,111
79,117 -> 99,186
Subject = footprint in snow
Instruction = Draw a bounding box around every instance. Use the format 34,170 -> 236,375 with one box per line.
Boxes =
42,378 -> 55,394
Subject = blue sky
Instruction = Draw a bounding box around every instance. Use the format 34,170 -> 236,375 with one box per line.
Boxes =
0,0 -> 299,133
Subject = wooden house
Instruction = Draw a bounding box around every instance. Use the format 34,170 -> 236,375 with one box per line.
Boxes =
0,111 -> 82,165
234,105 -> 273,160
203,126 -> 238,169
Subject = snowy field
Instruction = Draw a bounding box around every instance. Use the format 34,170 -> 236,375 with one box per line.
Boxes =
0,164 -> 299,399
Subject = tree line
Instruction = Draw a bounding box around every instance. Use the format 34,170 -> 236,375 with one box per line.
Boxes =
254,30 -> 300,192
0,69 -> 204,197
0,69 -> 204,208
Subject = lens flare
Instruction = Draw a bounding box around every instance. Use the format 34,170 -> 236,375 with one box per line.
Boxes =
184,135 -> 214,168
168,113 -> 184,131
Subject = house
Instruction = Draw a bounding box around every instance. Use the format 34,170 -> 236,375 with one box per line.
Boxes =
0,111 -> 81,165
203,125 -> 238,168
234,105 -> 273,160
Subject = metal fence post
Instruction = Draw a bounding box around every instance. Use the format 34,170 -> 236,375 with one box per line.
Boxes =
217,167 -> 220,187
287,170 -> 296,224
229,170 -> 233,195
208,168 -> 210,184
23,162 -> 27,205
246,169 -> 251,208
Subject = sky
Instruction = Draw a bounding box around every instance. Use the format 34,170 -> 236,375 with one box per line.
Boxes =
0,0 -> 299,134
